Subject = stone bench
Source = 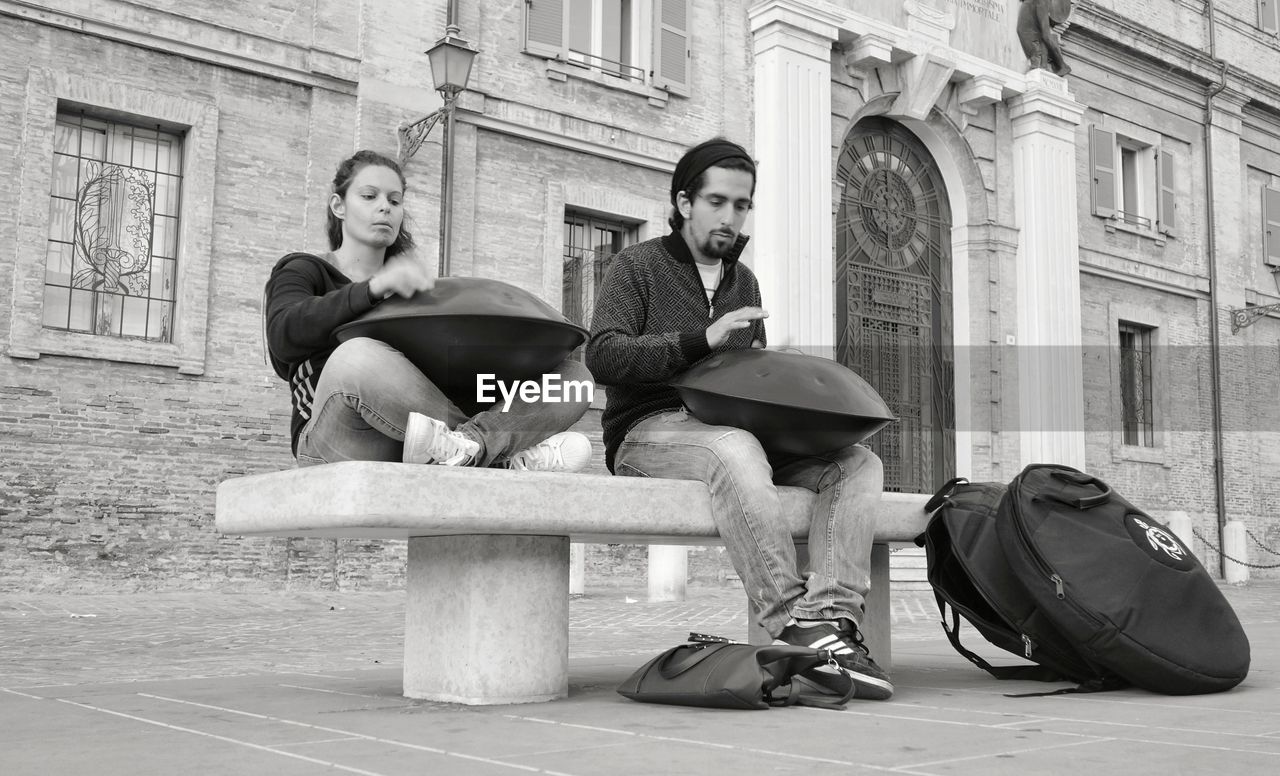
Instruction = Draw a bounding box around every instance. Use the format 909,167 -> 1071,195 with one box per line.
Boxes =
215,461 -> 933,705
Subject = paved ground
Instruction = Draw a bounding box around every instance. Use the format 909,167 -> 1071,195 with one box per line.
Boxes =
0,580 -> 1276,775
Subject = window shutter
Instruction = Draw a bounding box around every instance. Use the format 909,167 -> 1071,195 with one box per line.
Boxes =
1265,185 -> 1280,267
1090,126 -> 1116,218
1262,0 -> 1279,34
525,0 -> 566,58
1156,149 -> 1176,235
653,0 -> 691,96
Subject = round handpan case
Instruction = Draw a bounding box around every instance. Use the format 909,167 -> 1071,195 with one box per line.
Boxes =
671,349 -> 895,456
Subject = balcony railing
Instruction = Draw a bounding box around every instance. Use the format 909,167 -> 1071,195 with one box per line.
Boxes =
1117,210 -> 1153,229
565,50 -> 645,83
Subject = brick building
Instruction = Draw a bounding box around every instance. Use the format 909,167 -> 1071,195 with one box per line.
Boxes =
2,0 -> 1278,590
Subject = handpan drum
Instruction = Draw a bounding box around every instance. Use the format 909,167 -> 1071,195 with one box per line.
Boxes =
671,349 -> 896,456
333,277 -> 587,412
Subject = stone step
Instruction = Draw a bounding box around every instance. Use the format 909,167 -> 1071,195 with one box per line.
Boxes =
890,546 -> 928,586
890,580 -> 934,591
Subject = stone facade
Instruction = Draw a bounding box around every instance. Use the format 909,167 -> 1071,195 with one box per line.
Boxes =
0,0 -> 749,590
786,0 -> 1280,577
1068,0 -> 1280,572
2,0 -> 1279,591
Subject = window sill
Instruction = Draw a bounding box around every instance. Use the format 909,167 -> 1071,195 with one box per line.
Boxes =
538,56 -> 672,108
7,329 -> 204,375
1102,217 -> 1168,246
1112,442 -> 1169,466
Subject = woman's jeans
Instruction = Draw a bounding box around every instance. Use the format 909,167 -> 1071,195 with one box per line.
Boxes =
297,337 -> 593,467
615,409 -> 883,639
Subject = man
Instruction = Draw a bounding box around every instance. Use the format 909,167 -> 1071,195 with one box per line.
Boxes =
586,138 -> 892,700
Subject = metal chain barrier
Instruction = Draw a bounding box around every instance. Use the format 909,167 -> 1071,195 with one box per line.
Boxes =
1248,528 -> 1280,557
1192,527 -> 1280,570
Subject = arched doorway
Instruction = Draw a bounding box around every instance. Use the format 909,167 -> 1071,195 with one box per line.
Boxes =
835,117 -> 955,493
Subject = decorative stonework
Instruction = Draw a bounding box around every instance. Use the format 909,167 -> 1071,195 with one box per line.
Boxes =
957,74 -> 1004,110
892,49 -> 957,121
843,33 -> 895,75
904,0 -> 956,43
831,1 -> 1028,125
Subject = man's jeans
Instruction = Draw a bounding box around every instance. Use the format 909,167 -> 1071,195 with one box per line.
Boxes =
297,337 -> 592,467
615,409 -> 883,638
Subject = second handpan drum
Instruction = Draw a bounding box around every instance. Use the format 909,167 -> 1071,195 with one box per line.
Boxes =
671,349 -> 895,456
333,277 -> 587,412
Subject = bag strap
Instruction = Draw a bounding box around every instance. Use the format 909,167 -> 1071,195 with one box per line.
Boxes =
916,477 -> 968,549
1038,470 -> 1113,509
1004,675 -> 1130,697
925,476 -> 969,513
761,650 -> 859,710
785,681 -> 857,710
659,641 -> 838,682
936,594 -> 1067,682
656,642 -> 731,679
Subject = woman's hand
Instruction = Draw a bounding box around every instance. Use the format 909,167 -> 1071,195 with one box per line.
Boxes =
369,250 -> 435,299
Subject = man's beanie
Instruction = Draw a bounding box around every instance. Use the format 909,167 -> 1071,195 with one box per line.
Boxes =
670,138 -> 756,207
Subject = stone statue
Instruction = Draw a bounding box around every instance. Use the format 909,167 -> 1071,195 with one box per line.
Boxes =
1017,0 -> 1074,76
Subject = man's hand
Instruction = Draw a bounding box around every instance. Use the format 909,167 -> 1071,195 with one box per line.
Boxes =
706,306 -> 768,349
369,250 -> 434,300
753,335 -> 790,350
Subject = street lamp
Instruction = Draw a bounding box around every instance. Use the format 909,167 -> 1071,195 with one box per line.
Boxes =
427,25 -> 477,102
396,21 -> 478,277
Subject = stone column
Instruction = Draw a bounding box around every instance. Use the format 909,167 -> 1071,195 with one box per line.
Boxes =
749,2 -> 839,351
648,545 -> 688,602
960,222 -> 1022,483
1007,71 -> 1088,468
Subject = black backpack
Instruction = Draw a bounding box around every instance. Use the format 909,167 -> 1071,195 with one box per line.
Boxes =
916,463 -> 1250,695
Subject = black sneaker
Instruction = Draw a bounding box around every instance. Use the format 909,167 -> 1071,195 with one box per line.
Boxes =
773,620 -> 894,701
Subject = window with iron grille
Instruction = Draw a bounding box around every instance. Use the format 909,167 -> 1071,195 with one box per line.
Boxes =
44,111 -> 184,341
1119,323 -> 1155,447
562,212 -> 634,356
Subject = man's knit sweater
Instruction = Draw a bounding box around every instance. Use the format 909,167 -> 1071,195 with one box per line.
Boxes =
586,232 -> 766,472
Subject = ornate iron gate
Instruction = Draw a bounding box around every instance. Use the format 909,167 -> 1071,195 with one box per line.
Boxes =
835,118 -> 955,493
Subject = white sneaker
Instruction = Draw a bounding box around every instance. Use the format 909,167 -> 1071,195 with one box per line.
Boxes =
505,431 -> 592,473
402,412 -> 479,466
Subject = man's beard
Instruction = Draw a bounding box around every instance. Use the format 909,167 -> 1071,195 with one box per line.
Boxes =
700,231 -> 735,259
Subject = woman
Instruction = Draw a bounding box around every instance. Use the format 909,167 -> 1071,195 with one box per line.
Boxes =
264,149 -> 593,470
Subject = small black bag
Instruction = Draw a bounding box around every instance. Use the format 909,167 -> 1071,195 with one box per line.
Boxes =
617,633 -> 855,710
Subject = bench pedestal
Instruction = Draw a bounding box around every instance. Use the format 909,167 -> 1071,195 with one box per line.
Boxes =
405,535 -> 569,704
866,543 -> 892,668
